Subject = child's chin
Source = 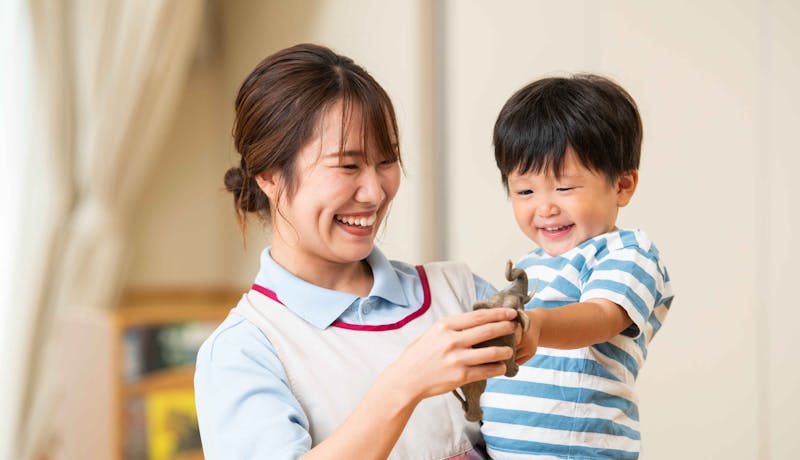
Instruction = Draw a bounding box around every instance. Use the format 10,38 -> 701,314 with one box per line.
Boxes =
541,243 -> 571,257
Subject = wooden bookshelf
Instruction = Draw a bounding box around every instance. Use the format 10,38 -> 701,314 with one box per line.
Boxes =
123,366 -> 197,398
112,288 -> 239,460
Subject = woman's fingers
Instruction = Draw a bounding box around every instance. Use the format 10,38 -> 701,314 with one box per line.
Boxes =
455,319 -> 517,347
457,345 -> 514,367
444,307 -> 517,331
465,362 -> 508,382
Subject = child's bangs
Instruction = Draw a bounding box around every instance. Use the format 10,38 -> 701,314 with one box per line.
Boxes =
501,120 -> 571,179
516,145 -> 570,179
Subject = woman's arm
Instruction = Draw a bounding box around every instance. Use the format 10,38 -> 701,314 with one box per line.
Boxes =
302,307 -> 518,460
515,299 -> 633,364
194,316 -> 313,459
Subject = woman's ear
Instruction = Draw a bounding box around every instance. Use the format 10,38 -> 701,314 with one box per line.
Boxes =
616,170 -> 639,207
254,169 -> 282,202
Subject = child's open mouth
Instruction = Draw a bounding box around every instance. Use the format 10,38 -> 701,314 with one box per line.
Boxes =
540,224 -> 574,236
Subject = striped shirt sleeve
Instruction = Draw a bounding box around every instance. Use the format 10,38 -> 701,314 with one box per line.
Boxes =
580,245 -> 667,340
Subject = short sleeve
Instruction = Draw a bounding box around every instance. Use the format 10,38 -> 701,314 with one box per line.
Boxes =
472,274 -> 498,301
580,245 -> 670,340
194,314 -> 311,460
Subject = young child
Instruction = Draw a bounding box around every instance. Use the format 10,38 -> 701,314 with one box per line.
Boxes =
481,75 -> 674,459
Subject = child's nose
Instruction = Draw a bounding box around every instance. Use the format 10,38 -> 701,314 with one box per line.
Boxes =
536,201 -> 559,217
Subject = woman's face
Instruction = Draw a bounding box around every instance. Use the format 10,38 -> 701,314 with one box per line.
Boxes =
260,101 -> 401,273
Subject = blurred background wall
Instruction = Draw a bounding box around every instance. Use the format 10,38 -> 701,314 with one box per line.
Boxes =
4,0 -> 798,459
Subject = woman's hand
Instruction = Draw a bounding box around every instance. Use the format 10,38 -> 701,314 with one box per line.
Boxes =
383,308 -> 519,404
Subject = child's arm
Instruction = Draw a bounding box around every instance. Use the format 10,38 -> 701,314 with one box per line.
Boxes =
516,299 -> 632,364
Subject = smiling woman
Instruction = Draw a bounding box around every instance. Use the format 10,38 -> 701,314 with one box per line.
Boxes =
193,43 -> 518,460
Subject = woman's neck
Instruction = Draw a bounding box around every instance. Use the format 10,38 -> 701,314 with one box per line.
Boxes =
269,245 -> 374,297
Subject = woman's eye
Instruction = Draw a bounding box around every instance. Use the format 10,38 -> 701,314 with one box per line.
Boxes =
378,159 -> 398,168
340,164 -> 359,170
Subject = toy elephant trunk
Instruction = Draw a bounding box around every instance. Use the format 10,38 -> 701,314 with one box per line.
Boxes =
452,261 -> 533,422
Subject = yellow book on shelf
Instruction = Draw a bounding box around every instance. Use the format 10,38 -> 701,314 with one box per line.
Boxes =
145,389 -> 202,460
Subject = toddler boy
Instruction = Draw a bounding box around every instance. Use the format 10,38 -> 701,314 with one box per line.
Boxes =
481,75 -> 674,460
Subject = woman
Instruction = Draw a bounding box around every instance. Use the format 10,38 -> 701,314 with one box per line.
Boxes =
194,43 -> 517,460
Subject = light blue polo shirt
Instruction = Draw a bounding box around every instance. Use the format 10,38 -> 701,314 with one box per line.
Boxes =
194,247 -> 496,460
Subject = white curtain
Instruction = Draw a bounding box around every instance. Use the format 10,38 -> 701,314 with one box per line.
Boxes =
0,1 -> 37,459
11,1 -> 205,458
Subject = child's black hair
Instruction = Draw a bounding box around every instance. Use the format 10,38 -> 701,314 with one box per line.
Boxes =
493,74 -> 642,190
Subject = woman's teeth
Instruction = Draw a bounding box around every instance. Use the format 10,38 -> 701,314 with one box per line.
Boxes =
335,214 -> 377,228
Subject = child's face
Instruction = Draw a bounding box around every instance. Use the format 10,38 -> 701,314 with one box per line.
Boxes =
507,147 -> 637,257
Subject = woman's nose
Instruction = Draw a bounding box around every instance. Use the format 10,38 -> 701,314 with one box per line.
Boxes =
355,167 -> 386,204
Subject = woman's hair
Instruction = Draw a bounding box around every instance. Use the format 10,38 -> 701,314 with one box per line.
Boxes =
224,43 -> 401,235
493,74 -> 642,190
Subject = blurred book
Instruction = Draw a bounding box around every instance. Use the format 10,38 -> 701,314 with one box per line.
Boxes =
145,389 -> 202,460
125,321 -> 217,382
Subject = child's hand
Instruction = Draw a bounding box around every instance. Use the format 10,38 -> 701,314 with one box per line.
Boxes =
385,308 -> 518,403
515,309 -> 541,364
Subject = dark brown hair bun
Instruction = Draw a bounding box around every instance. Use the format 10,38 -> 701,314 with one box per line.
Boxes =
224,166 -> 245,196
224,166 -> 268,213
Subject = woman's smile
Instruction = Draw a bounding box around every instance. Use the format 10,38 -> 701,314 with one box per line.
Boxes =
334,212 -> 378,236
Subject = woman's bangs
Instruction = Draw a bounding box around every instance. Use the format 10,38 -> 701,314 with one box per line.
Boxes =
343,85 -> 400,165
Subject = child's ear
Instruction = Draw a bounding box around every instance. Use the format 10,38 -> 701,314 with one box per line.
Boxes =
616,170 -> 639,207
254,169 -> 283,202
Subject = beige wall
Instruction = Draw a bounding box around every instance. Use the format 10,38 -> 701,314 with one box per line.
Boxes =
124,1 -> 800,458
760,1 -> 800,457
441,1 -> 799,459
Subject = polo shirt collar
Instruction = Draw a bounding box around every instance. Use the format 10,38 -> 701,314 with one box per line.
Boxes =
253,247 -> 410,329
365,248 -> 408,306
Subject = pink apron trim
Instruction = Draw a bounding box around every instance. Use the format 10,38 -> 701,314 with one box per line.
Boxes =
447,447 -> 488,460
250,265 -> 431,331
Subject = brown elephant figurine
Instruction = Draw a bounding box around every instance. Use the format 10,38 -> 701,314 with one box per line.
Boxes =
452,260 -> 534,422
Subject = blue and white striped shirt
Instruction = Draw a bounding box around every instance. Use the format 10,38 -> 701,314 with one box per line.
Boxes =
481,229 -> 673,460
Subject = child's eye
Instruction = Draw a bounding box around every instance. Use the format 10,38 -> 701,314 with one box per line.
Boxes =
556,187 -> 575,192
516,189 -> 533,196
